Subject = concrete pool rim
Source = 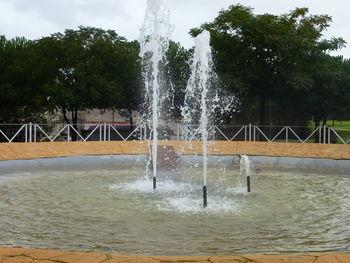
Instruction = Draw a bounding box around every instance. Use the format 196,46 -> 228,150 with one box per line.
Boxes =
1,140 -> 350,161
0,247 -> 350,263
0,154 -> 350,176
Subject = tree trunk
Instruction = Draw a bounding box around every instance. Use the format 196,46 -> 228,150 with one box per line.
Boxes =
259,96 -> 266,125
71,108 -> 78,141
128,108 -> 133,131
128,109 -> 134,139
62,107 -> 70,124
314,119 -> 320,143
314,120 -> 320,128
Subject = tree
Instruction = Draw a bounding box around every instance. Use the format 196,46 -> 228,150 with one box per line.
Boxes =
0,36 -> 48,123
113,40 -> 142,126
37,26 -> 141,140
326,57 -> 350,123
191,5 -> 345,125
164,40 -> 191,118
303,55 -> 343,127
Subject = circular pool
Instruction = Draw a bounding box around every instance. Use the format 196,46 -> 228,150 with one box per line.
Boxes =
1,159 -> 349,255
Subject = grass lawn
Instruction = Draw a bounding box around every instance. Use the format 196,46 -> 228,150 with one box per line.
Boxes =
326,120 -> 350,129
326,120 -> 350,143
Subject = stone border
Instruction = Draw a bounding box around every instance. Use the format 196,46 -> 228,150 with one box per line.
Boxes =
1,141 -> 350,161
0,247 -> 349,263
1,154 -> 350,176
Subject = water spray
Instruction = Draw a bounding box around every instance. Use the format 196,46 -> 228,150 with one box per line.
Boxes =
240,155 -> 252,193
139,0 -> 172,191
181,31 -> 213,208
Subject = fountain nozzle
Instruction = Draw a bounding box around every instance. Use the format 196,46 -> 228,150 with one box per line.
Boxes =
153,177 -> 157,190
247,176 -> 251,192
203,185 -> 207,208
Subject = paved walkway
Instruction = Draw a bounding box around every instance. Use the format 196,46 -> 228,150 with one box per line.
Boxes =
0,141 -> 350,161
0,247 -> 349,263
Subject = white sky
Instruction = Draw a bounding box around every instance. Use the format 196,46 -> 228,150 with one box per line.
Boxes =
0,0 -> 349,57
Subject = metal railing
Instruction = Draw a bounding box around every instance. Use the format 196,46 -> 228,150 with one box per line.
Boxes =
177,124 -> 350,144
1,123 -> 350,144
0,123 -> 147,143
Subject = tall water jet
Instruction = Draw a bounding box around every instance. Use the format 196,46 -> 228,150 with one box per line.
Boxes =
182,30 -> 213,207
139,0 -> 172,190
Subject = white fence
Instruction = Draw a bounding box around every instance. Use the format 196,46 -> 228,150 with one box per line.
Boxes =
1,123 -> 350,144
177,124 -> 350,144
0,123 -> 147,143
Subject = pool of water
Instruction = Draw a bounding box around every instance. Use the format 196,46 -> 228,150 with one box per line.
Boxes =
0,166 -> 350,255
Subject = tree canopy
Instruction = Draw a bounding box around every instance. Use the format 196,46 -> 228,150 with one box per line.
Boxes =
36,26 -> 141,125
0,36 -> 48,123
1,5 -> 350,132
191,5 -> 346,125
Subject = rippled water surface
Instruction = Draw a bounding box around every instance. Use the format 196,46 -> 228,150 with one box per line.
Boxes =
1,167 -> 350,255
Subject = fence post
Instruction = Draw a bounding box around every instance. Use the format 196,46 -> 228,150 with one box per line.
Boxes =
181,125 -> 184,141
25,124 -> 28,143
323,125 -> 327,144
138,125 -> 142,141
318,126 -> 321,144
328,126 -> 331,144
244,125 -> 247,141
34,124 -> 37,142
286,126 -> 289,143
177,124 -> 180,141
108,124 -> 111,141
103,123 -> 106,141
29,122 -> 32,142
253,125 -> 256,141
99,124 -> 102,141
67,125 -> 70,142
249,124 -> 252,142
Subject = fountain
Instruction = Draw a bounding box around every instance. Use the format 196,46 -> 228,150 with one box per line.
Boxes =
139,0 -> 172,190
1,0 -> 350,257
140,0 -> 235,206
181,30 -> 214,207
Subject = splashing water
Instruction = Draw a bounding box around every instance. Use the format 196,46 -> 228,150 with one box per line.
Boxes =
109,178 -> 194,194
109,176 -> 243,214
139,0 -> 172,187
239,155 -> 253,190
240,155 -> 252,177
181,31 -> 213,139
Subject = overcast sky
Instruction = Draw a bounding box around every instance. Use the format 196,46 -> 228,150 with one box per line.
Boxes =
1,0 -> 350,57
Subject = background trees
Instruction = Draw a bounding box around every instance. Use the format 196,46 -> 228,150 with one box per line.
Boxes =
1,5 -> 350,130
37,27 -> 141,127
164,40 -> 191,118
191,5 -> 346,125
0,36 -> 48,123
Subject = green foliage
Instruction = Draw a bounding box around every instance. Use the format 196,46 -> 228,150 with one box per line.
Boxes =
0,35 -> 48,123
37,26 -> 141,123
1,5 -> 350,131
191,5 -> 346,125
165,40 -> 191,117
